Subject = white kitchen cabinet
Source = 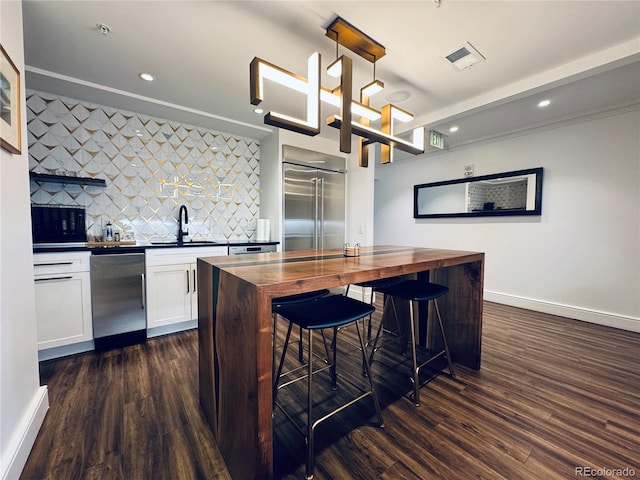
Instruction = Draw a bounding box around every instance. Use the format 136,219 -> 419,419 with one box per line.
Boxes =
145,246 -> 227,336
145,263 -> 193,328
33,252 -> 93,355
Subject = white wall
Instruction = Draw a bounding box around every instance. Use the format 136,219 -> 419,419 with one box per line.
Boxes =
0,2 -> 49,479
374,108 -> 640,332
258,130 -> 281,244
345,143 -> 375,247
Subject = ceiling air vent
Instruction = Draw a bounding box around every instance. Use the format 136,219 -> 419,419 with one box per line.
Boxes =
444,42 -> 485,70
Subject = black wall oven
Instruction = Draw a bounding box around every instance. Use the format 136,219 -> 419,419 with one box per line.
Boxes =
31,204 -> 87,244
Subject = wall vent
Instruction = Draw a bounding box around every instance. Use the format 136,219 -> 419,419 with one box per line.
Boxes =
444,42 -> 486,70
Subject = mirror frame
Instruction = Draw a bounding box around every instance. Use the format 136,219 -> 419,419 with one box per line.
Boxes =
414,167 -> 543,219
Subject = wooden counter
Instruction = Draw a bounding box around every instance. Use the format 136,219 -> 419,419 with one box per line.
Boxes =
197,246 -> 484,479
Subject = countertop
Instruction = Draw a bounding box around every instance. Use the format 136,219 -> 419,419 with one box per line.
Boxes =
33,240 -> 279,253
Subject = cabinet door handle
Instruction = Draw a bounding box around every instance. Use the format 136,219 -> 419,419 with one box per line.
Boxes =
141,273 -> 146,310
186,270 -> 190,293
34,262 -> 74,267
35,276 -> 73,282
193,269 -> 197,293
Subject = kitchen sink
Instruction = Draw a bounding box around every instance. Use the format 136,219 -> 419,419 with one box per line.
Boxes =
150,240 -> 220,245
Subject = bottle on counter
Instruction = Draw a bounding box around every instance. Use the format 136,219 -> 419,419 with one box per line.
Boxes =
105,221 -> 114,241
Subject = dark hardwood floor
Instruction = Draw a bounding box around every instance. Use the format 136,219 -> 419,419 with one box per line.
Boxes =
21,302 -> 640,479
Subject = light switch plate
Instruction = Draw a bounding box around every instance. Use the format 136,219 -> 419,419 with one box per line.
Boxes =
464,164 -> 474,177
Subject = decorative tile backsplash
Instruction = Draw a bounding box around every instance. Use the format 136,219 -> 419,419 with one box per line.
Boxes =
27,90 -> 261,242
468,180 -> 527,211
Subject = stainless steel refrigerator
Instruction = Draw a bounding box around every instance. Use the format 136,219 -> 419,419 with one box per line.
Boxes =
283,145 -> 346,251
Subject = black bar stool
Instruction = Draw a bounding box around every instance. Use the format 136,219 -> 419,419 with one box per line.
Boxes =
345,276 -> 404,341
371,279 -> 456,406
272,290 -> 331,382
273,295 -> 385,479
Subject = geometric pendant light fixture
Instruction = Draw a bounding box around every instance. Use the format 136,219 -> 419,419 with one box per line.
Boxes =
250,15 -> 425,167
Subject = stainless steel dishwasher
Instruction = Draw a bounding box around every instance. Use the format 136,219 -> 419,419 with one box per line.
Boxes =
90,250 -> 146,350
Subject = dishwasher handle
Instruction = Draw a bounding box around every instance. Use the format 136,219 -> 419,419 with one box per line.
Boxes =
141,273 -> 146,310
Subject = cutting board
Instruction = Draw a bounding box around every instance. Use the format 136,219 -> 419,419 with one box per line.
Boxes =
86,241 -> 137,247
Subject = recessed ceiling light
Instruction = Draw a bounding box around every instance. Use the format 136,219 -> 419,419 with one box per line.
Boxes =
139,73 -> 154,82
537,99 -> 551,108
385,90 -> 411,102
449,126 -> 459,133
254,108 -> 264,114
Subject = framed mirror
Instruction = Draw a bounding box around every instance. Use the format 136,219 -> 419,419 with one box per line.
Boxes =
414,167 -> 543,218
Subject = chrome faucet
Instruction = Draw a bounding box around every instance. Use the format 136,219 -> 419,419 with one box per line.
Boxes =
177,205 -> 189,243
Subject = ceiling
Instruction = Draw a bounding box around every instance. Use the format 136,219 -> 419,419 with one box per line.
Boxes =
22,1 -> 640,155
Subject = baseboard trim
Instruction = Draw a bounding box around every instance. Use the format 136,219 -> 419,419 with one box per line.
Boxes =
147,319 -> 197,338
1,386 -> 49,480
484,291 -> 640,333
38,340 -> 94,362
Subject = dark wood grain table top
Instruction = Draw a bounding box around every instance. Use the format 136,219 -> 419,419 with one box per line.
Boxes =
199,245 -> 484,294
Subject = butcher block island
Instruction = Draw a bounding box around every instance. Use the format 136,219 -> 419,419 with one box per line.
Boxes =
197,246 -> 485,479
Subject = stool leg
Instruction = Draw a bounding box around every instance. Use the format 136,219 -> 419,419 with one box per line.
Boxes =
306,327 -> 315,479
272,312 -> 277,393
355,318 -> 385,428
388,297 -> 408,356
368,295 -> 406,365
273,322 -> 294,409
298,325 -> 304,363
367,288 -> 374,342
368,295 -> 388,364
408,300 -> 421,406
331,327 -> 338,389
433,299 -> 456,379
320,329 -> 332,364
361,316 -> 369,377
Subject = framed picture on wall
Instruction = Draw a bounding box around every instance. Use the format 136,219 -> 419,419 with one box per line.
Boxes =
0,44 -> 21,155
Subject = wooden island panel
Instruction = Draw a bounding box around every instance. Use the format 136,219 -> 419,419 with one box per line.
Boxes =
429,260 -> 485,369
198,246 -> 484,479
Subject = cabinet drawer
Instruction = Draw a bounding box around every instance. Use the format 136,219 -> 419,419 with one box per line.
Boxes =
34,271 -> 93,349
33,251 -> 91,275
145,246 -> 228,267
